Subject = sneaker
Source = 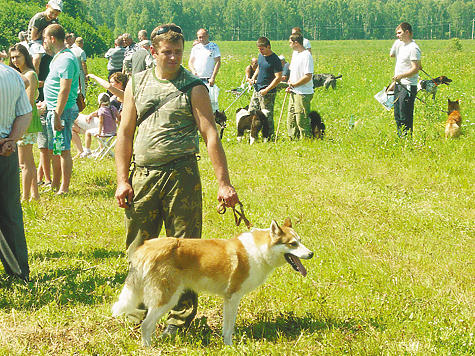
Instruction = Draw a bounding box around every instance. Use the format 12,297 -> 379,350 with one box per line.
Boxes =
79,150 -> 91,158
159,324 -> 179,339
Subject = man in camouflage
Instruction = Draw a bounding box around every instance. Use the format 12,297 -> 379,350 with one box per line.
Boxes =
114,23 -> 239,338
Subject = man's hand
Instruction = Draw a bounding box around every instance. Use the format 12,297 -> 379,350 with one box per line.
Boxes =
259,88 -> 269,96
209,77 -> 215,87
217,184 -> 239,209
0,138 -> 16,156
115,181 -> 134,209
53,112 -> 64,131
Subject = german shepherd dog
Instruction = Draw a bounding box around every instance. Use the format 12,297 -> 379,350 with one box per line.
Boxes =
112,218 -> 313,346
445,99 -> 462,138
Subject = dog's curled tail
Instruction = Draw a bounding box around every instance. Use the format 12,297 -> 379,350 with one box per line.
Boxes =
112,267 -> 145,322
445,123 -> 460,139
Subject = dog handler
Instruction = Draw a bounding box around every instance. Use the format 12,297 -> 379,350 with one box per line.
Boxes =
390,22 -> 421,137
115,23 -> 239,338
286,33 -> 314,139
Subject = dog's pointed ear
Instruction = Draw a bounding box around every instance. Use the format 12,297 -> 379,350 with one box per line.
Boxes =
283,217 -> 292,228
270,220 -> 284,239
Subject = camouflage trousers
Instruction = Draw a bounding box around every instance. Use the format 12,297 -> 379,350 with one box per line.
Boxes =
248,90 -> 277,138
125,154 -> 201,328
287,92 -> 314,139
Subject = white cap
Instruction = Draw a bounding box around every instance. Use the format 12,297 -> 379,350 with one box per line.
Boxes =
138,40 -> 151,47
97,93 -> 110,105
48,0 -> 63,12
278,55 -> 285,61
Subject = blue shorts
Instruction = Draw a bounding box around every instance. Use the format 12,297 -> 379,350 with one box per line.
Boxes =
46,105 -> 79,151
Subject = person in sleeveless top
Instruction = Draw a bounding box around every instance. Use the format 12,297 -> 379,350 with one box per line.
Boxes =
115,23 -> 240,339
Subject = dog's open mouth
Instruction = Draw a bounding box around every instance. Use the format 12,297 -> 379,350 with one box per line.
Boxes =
285,253 -> 307,277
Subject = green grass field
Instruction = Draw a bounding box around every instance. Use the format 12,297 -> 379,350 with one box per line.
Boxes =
1,39 -> 475,355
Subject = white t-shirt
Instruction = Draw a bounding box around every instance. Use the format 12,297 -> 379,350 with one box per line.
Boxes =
289,50 -> 314,95
394,40 -> 421,86
190,42 -> 220,79
303,38 -> 311,50
390,39 -> 403,57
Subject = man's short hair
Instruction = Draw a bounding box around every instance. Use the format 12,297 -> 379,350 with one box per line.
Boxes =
289,34 -> 303,45
115,37 -> 125,47
198,28 -> 208,35
18,31 -> 28,41
45,24 -> 65,41
65,33 -> 75,41
138,30 -> 147,39
151,23 -> 184,49
75,37 -> 84,45
397,22 -> 413,34
292,27 -> 303,34
257,37 -> 271,48
122,33 -> 131,39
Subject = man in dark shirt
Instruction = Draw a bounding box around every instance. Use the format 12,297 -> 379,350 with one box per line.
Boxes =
248,37 -> 282,139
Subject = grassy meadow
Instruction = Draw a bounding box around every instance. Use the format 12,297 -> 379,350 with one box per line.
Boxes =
1,38 -> 475,355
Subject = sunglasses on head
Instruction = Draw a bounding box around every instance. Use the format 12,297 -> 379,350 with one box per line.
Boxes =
155,26 -> 182,36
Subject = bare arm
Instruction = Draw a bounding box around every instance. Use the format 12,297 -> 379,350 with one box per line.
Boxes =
24,71 -> 38,108
114,81 -> 136,208
191,85 -> 239,207
208,56 -> 221,86
188,56 -> 196,76
87,74 -> 124,100
53,78 -> 72,131
259,71 -> 283,96
82,61 -> 88,77
393,60 -> 421,82
286,73 -> 312,92
30,27 -> 41,41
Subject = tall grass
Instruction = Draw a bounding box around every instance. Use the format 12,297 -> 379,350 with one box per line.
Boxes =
1,39 -> 475,355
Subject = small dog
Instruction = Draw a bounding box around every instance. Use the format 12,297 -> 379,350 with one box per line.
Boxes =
417,76 -> 452,99
445,99 -> 462,138
309,111 -> 325,139
313,73 -> 342,89
214,110 -> 227,139
236,107 -> 270,144
112,218 -> 313,346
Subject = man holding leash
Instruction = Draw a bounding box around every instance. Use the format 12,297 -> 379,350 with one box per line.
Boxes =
390,22 -> 421,137
249,37 -> 283,140
0,62 -> 33,282
286,33 -> 314,139
188,28 -> 221,112
115,23 -> 239,338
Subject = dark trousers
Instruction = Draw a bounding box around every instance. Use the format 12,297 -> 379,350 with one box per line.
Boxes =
0,152 -> 29,281
394,84 -> 417,137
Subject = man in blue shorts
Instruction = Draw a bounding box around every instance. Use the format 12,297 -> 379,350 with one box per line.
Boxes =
43,24 -> 79,194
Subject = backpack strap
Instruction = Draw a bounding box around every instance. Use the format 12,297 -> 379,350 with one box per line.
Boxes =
136,79 -> 203,127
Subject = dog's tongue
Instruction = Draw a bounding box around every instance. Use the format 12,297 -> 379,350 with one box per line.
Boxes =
291,255 -> 307,277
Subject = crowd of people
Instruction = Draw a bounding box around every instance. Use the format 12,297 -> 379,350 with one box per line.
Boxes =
0,3 -> 420,339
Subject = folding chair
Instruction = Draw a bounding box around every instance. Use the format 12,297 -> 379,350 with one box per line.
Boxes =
92,133 -> 117,160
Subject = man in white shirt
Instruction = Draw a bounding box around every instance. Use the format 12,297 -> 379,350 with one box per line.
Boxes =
286,33 -> 314,139
291,27 -> 311,54
391,22 -> 421,137
188,28 -> 221,111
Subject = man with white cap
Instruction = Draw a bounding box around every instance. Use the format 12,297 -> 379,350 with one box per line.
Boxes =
130,40 -> 153,75
27,0 -> 63,73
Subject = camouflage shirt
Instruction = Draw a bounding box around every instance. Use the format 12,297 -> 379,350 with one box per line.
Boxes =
132,66 -> 204,166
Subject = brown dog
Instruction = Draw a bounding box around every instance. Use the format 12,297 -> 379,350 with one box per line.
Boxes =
445,99 -> 462,138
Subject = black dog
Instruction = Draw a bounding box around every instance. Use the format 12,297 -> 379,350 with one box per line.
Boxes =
313,73 -> 342,89
417,75 -> 452,100
214,110 -> 227,139
309,111 -> 325,139
236,107 -> 270,144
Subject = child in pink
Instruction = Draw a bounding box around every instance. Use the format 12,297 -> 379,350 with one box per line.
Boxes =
80,93 -> 120,158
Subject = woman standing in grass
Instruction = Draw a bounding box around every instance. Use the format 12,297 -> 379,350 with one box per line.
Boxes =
9,44 -> 40,201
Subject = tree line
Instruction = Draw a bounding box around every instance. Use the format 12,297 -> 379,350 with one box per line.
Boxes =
1,0 -> 474,57
87,0 -> 475,42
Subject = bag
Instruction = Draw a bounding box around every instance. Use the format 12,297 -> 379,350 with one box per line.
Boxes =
76,93 -> 86,112
374,86 -> 396,111
26,105 -> 43,133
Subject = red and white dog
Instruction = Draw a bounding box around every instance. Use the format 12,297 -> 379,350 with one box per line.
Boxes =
112,218 -> 313,346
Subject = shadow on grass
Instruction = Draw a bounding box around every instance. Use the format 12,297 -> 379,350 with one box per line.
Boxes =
0,248 -> 127,310
187,311 -> 379,346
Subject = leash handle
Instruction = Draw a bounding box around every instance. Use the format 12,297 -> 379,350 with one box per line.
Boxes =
217,201 -> 253,229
